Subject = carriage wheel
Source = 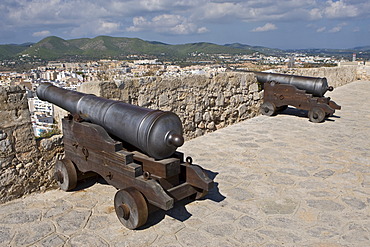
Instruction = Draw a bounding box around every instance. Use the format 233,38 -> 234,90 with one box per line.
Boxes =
260,102 -> 277,116
54,159 -> 78,191
308,107 -> 326,123
114,188 -> 148,229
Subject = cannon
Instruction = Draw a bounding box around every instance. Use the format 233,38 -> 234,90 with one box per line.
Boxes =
36,83 -> 213,229
234,70 -> 341,122
253,71 -> 333,97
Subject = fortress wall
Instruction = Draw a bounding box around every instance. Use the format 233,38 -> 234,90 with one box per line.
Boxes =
79,72 -> 263,140
278,66 -> 359,88
0,85 -> 63,203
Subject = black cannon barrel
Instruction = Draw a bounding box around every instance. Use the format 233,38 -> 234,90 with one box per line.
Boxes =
230,68 -> 334,97
36,83 -> 184,159
253,71 -> 333,97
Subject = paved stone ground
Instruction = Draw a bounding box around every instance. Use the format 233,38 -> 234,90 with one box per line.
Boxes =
1,80 -> 369,247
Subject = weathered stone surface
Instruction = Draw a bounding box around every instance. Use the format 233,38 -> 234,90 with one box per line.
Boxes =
176,228 -> 213,246
200,223 -> 236,237
313,169 -> 335,178
55,210 -> 91,235
277,168 -> 310,177
260,199 -> 298,214
112,230 -> 158,247
40,234 -> 66,247
341,197 -> 367,210
40,134 -> 63,151
0,139 -> 12,154
12,221 -> 54,246
69,232 -> 109,247
238,215 -> 263,229
307,226 -> 339,239
306,200 -> 345,211
269,175 -> 295,185
0,85 -> 63,204
0,226 -> 12,246
0,210 -> 40,224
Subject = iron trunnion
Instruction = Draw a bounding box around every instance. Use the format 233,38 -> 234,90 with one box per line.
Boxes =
255,72 -> 341,123
37,83 -> 213,229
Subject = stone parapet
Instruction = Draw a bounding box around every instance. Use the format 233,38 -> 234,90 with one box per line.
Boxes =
277,66 -> 358,88
79,72 -> 262,140
0,85 -> 63,203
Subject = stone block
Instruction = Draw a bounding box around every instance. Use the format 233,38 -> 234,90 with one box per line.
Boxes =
215,93 -> 224,107
159,93 -> 169,107
0,139 -> 13,154
138,94 -> 151,107
194,112 -> 202,123
13,125 -> 36,153
40,135 -> 63,151
249,83 -> 259,93
238,104 -> 248,117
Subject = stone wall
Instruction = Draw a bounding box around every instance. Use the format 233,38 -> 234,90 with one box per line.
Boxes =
356,64 -> 370,80
0,85 -> 63,203
79,72 -> 263,140
277,66 -> 359,88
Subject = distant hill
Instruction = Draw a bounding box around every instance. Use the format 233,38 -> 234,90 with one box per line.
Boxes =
23,36 -> 83,59
225,43 -> 284,55
286,46 -> 370,57
353,46 -> 370,52
14,36 -> 255,60
0,44 -> 30,59
1,36 -> 369,61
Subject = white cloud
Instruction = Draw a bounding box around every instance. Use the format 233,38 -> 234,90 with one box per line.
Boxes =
329,26 -> 342,33
32,30 -> 51,37
324,0 -> 359,19
328,22 -> 347,33
127,14 -> 207,35
1,0 -> 370,43
197,27 -> 209,34
316,27 -> 326,33
96,21 -> 120,34
252,23 -> 277,32
69,19 -> 121,37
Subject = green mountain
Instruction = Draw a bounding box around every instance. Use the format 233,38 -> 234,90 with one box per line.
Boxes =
6,35 -> 368,61
21,36 -> 83,59
14,36 -> 254,60
225,43 -> 284,55
0,44 -> 30,59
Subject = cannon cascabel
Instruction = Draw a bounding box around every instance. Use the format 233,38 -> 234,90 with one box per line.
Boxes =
36,82 -> 184,159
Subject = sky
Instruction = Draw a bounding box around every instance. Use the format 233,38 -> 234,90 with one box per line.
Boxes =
0,0 -> 369,49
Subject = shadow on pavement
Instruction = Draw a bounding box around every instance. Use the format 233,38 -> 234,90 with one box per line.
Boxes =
66,167 -> 225,230
140,169 -> 225,230
278,106 -> 341,121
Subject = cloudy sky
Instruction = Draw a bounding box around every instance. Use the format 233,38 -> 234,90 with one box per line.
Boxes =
0,0 -> 369,49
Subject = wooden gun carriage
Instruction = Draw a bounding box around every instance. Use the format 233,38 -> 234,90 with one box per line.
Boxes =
255,72 -> 341,123
37,83 -> 213,229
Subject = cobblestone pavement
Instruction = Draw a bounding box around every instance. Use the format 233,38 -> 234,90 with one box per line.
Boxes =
1,80 -> 369,247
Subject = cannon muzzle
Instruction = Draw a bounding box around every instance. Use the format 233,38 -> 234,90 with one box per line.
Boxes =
36,83 -> 184,159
